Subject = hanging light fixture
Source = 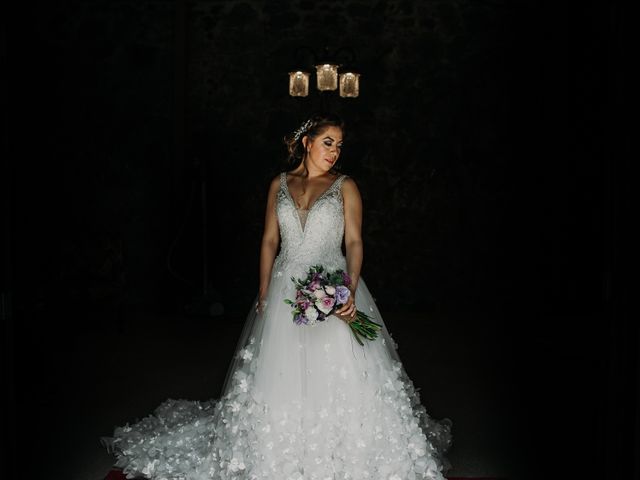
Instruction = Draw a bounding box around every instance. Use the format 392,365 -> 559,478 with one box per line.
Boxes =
288,47 -> 360,100
315,64 -> 339,91
339,72 -> 360,98
288,71 -> 310,97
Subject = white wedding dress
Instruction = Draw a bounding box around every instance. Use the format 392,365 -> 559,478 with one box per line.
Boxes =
102,173 -> 452,480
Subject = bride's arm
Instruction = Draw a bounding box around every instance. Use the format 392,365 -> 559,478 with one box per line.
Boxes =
335,177 -> 363,321
257,176 -> 281,310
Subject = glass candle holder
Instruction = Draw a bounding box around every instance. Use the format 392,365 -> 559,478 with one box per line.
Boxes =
288,71 -> 310,97
339,72 -> 360,98
315,64 -> 339,91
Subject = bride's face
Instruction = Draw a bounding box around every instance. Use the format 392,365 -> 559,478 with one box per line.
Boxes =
303,126 -> 343,172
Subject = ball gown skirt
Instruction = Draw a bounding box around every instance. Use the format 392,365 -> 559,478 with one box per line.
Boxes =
102,173 -> 452,480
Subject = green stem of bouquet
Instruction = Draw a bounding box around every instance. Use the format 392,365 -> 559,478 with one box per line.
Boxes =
348,310 -> 383,345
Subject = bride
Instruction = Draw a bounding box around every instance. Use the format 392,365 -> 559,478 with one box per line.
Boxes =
102,113 -> 452,480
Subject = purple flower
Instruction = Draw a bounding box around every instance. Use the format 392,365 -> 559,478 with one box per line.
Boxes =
335,285 -> 350,305
297,299 -> 310,311
287,267 -> 361,327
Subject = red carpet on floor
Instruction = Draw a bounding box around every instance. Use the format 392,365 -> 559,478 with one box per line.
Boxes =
105,469 -> 504,480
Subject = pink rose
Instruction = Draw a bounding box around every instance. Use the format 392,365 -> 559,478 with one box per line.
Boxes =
316,296 -> 335,314
313,289 -> 327,299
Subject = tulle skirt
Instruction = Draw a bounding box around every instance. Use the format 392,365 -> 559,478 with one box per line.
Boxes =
102,260 -> 452,480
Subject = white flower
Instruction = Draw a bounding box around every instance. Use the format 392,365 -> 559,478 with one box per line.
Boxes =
228,457 -> 245,472
141,459 -> 158,475
276,271 -> 283,277
228,401 -> 240,413
324,285 -> 336,295
408,442 -> 420,455
238,378 -> 249,392
304,306 -> 319,323
240,348 -> 253,361
313,288 -> 326,299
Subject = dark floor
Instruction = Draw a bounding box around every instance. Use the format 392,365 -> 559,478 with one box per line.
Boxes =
12,303 -> 580,480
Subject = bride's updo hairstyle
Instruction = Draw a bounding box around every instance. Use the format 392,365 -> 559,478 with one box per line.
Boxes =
284,112 -> 345,169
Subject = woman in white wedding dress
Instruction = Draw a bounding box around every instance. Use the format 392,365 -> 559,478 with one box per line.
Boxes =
102,113 -> 452,480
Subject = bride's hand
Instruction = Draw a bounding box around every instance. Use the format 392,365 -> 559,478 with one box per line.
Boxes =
335,293 -> 356,323
334,312 -> 355,324
255,297 -> 267,314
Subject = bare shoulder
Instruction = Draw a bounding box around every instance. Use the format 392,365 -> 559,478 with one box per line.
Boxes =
341,176 -> 361,195
268,173 -> 282,192
340,176 -> 362,211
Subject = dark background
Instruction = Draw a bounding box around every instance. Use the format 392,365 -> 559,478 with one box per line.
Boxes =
2,1 -> 635,479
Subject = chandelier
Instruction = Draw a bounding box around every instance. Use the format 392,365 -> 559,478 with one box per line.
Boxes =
288,46 -> 360,99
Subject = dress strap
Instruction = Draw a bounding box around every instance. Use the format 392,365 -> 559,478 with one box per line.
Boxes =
332,174 -> 349,192
279,172 -> 288,191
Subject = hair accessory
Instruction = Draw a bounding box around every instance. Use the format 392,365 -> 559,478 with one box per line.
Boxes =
292,118 -> 313,142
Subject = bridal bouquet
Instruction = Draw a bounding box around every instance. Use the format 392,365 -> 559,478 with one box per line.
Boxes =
284,265 -> 382,345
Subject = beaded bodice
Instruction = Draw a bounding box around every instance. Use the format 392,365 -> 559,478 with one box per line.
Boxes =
274,172 -> 348,278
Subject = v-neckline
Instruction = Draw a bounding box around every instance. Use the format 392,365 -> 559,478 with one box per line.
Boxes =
282,172 -> 342,233
283,172 -> 342,212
